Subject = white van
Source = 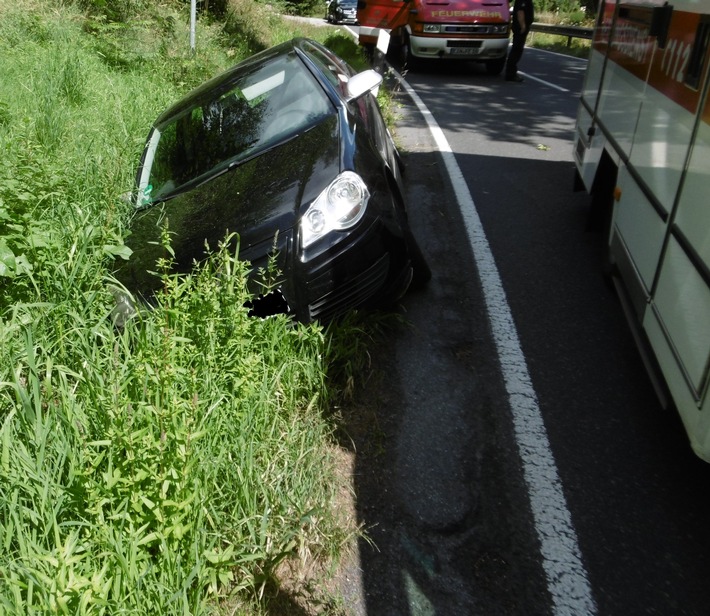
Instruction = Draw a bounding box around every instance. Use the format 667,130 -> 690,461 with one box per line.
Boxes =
574,0 -> 710,460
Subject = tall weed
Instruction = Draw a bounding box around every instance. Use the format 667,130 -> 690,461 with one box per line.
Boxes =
0,0 -> 365,611
1,234 -> 338,612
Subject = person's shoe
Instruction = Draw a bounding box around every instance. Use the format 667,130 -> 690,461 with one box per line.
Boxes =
505,74 -> 524,82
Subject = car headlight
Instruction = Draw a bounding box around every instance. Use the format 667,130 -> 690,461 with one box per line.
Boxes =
300,171 -> 370,249
423,24 -> 441,33
492,24 -> 509,34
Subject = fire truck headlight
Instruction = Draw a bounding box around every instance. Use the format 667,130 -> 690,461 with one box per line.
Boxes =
423,24 -> 441,33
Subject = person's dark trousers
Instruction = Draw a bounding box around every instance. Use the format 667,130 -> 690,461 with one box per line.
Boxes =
505,30 -> 528,78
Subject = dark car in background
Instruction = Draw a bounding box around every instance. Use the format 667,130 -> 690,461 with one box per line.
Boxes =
326,0 -> 358,24
116,38 -> 429,323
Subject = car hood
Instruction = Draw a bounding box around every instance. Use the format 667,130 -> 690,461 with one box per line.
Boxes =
119,115 -> 341,296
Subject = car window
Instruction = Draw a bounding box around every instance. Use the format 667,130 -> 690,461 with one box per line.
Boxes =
301,41 -> 355,99
137,52 -> 334,205
300,41 -> 380,134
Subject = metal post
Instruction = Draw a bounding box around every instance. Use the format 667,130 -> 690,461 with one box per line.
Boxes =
190,0 -> 196,52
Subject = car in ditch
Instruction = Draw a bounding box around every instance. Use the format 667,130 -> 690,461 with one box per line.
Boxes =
115,38 -> 429,323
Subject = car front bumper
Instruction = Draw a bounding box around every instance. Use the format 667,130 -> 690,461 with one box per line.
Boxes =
292,217 -> 412,322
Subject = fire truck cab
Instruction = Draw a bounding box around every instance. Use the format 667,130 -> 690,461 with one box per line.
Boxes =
357,0 -> 511,73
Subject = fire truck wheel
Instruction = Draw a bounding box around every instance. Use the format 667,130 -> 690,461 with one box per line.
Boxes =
485,57 -> 506,76
401,33 -> 420,71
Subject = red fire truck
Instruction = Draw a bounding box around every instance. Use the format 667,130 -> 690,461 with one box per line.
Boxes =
356,0 -> 511,74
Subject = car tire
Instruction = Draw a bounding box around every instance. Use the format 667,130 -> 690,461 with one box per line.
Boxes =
404,227 -> 432,289
391,187 -> 431,290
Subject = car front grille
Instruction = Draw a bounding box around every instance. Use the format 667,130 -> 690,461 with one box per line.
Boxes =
308,253 -> 390,321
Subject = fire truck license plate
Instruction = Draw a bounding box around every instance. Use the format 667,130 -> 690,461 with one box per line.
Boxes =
450,47 -> 479,55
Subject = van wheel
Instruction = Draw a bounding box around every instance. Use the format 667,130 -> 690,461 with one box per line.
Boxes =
599,192 -> 617,281
587,152 -> 619,280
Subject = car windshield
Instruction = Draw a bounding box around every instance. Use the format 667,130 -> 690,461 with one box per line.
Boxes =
137,52 -> 334,205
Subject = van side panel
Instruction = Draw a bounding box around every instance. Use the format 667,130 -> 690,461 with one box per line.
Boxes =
574,0 -> 710,461
645,111 -> 710,427
628,11 -> 704,212
613,165 -> 667,295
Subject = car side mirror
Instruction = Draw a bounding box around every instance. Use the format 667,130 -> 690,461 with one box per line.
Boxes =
346,69 -> 383,102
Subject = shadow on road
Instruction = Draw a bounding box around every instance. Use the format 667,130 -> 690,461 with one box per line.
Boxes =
329,77 -> 710,616
329,85 -> 559,614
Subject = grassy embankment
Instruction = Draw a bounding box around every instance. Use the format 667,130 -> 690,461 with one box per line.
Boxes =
0,1 -> 376,614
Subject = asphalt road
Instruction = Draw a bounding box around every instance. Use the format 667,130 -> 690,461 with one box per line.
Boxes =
337,44 -> 710,616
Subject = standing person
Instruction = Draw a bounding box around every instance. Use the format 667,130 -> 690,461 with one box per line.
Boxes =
505,0 -> 534,82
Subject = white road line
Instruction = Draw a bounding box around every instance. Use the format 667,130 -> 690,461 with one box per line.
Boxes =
517,70 -> 570,92
394,72 -> 597,616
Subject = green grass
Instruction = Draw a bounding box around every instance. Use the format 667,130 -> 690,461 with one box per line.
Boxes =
528,31 -> 592,58
0,0 -> 375,613
529,10 -> 594,58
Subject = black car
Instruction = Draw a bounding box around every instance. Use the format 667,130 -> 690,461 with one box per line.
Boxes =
116,38 -> 429,323
326,0 -> 358,24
